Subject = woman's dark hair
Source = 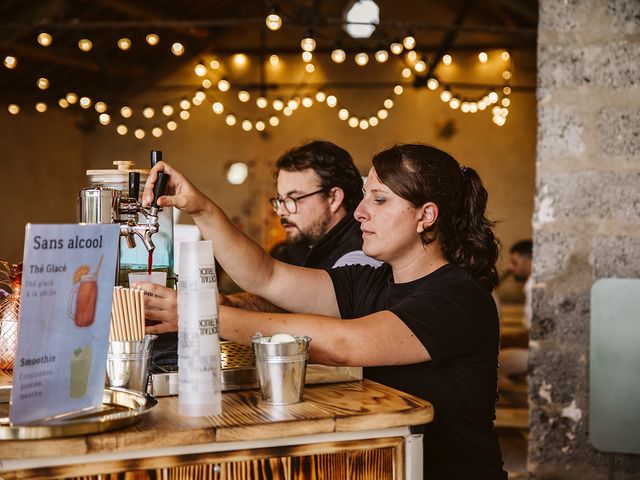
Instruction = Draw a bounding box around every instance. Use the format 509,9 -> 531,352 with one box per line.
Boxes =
275,140 -> 363,212
372,144 -> 500,291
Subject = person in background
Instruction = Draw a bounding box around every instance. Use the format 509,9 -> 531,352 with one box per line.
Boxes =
138,140 -> 380,328
142,144 -> 507,479
498,239 -> 532,386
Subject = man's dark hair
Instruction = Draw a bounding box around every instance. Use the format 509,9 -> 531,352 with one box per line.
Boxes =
275,140 -> 363,212
510,239 -> 532,257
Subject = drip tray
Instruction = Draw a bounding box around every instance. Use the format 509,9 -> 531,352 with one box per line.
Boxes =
150,341 -> 362,397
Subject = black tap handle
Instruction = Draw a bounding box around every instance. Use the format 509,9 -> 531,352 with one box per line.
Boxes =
150,150 -> 162,167
151,172 -> 169,208
128,172 -> 140,200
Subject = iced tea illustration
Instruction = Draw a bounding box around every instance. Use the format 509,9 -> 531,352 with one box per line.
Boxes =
68,273 -> 98,327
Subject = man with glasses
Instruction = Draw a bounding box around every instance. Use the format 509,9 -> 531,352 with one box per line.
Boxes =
139,140 -> 380,328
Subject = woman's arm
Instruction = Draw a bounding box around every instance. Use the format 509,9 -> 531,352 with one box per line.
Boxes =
141,161 -> 339,317
220,306 -> 431,366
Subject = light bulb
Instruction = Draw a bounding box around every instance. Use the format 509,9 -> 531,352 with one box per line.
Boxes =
502,70 -> 512,80
66,92 -> 78,104
78,38 -> 93,52
503,86 -> 512,95
355,52 -> 369,66
209,59 -> 220,70
162,105 -> 174,116
266,9 -> 282,31
305,63 -> 315,73
94,102 -> 107,113
375,50 -> 388,63
211,102 -> 224,115
461,102 -> 470,113
238,90 -> 250,102
4,56 -> 17,69
406,50 -> 417,63
256,121 -> 266,132
8,104 -> 19,114
393,85 -> 404,95
202,78 -> 212,89
58,98 -> 69,108
478,52 -> 488,63
134,128 -> 145,139
302,51 -> 313,62
79,97 -> 92,108
191,95 -> 203,106
167,120 -> 178,131
315,91 -> 326,102
427,78 -> 439,90
326,95 -> 337,107
287,98 -> 299,110
493,115 -> 506,126
118,38 -> 131,51
256,97 -> 268,108
269,54 -> 280,66
37,77 -> 49,90
146,33 -> 159,46
440,90 -> 452,102
401,67 -> 412,78
369,116 -> 379,126
272,99 -> 284,111
194,90 -> 206,102
152,127 -> 163,138
442,54 -> 452,66
117,124 -> 128,135
302,96 -> 313,108
171,42 -> 184,56
469,103 -> 478,113
35,102 -> 47,113
478,101 -> 487,110
331,49 -> 346,63
282,107 -> 292,116
414,60 -> 426,73
179,110 -> 190,120
120,106 -> 132,118
225,114 -> 236,126
232,53 -> 248,67
217,79 -> 230,92
143,107 -> 155,119
194,63 -> 207,77
488,91 -> 499,103
384,99 -> 394,109
402,34 -> 416,50
359,119 -> 369,130
338,109 -> 349,120
269,116 -> 279,126
99,113 -> 111,125
377,109 -> 388,119
390,42 -> 403,55
501,98 -> 511,107
449,98 -> 460,109
348,117 -> 359,128
37,32 -> 52,46
241,120 -> 253,131
301,35 -> 316,52
180,99 -> 191,110
501,51 -> 510,61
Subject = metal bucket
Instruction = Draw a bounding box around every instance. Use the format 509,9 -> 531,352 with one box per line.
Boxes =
106,335 -> 157,393
251,334 -> 311,405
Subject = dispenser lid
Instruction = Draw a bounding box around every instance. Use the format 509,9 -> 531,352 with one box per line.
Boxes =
86,161 -> 148,188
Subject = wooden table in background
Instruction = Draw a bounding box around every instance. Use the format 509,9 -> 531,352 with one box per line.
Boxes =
0,379 -> 433,480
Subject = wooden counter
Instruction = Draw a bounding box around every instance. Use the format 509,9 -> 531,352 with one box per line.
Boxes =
0,379 -> 433,480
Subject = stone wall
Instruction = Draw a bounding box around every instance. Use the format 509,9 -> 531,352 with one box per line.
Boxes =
532,0 -> 640,478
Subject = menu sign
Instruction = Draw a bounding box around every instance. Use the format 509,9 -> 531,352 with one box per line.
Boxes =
10,224 -> 119,424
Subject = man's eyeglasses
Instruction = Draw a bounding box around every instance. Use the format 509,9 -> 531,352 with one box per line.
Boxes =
269,188 -> 327,214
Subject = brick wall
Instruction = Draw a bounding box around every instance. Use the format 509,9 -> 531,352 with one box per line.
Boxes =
531,0 -> 640,478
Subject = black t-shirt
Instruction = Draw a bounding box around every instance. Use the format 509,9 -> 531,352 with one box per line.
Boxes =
328,263 -> 507,480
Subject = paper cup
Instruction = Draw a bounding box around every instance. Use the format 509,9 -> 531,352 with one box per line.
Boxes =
128,272 -> 167,287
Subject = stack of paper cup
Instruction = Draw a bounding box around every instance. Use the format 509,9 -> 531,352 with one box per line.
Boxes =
177,240 -> 222,417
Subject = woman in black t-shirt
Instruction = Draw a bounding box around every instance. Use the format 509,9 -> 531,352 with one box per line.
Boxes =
143,144 -> 507,479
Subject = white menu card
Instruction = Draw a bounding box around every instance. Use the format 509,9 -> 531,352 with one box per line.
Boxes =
10,224 -> 119,424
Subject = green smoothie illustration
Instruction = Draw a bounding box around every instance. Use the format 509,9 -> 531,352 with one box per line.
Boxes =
69,346 -> 93,399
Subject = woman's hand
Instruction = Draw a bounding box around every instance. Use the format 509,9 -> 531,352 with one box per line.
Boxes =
134,282 -> 179,334
142,161 -> 211,218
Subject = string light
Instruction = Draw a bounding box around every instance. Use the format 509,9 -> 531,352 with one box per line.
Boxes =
134,128 -> 145,139
426,78 -> 439,90
331,49 -> 346,63
217,79 -> 230,92
405,50 -> 417,63
180,99 -> 191,110
194,63 -> 207,77
461,102 -> 470,113
225,114 -> 237,126
78,38 -> 93,52
414,60 -> 426,73
478,51 -> 488,63
66,92 -> 78,104
302,51 -> 313,62
348,117 -> 359,128
287,98 -> 300,110
449,98 -> 460,109
355,52 -> 369,66
256,97 -> 268,108
377,109 -> 388,119
232,53 -> 248,67
269,115 -> 279,126
266,7 -> 282,31
338,109 -> 349,120
440,90 -> 452,102
442,54 -> 452,66
4,56 -> 17,69
146,34 -> 159,46
375,50 -> 388,63
401,67 -> 412,78
8,104 -> 19,114
390,42 -> 403,55
393,85 -> 404,95
238,90 -> 251,102
167,121 -> 178,131
79,97 -> 92,108
501,98 -> 511,107
152,127 -> 163,138
209,59 -> 220,69
255,120 -> 266,131
302,96 -> 313,108
35,102 -> 47,113
269,54 -> 280,66
202,78 -> 212,89
37,77 -> 49,90
369,116 -> 379,126
241,120 -> 253,131
315,91 -> 326,102
503,86 -> 511,95
383,99 -> 394,109
95,102 -> 107,113
359,119 -> 369,130
502,70 -> 512,80
162,105 -> 174,116
37,32 -> 52,46
402,34 -> 416,50
212,102 -> 224,114
58,98 -> 69,108
501,51 -> 510,61
179,110 -> 190,120
116,124 -> 128,135
99,113 -> 111,125
120,106 -> 132,118
301,32 -> 316,52
326,95 -> 337,107
171,42 -> 184,56
118,38 -> 132,51
143,107 -> 155,118
305,63 -> 315,73
272,99 -> 284,111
